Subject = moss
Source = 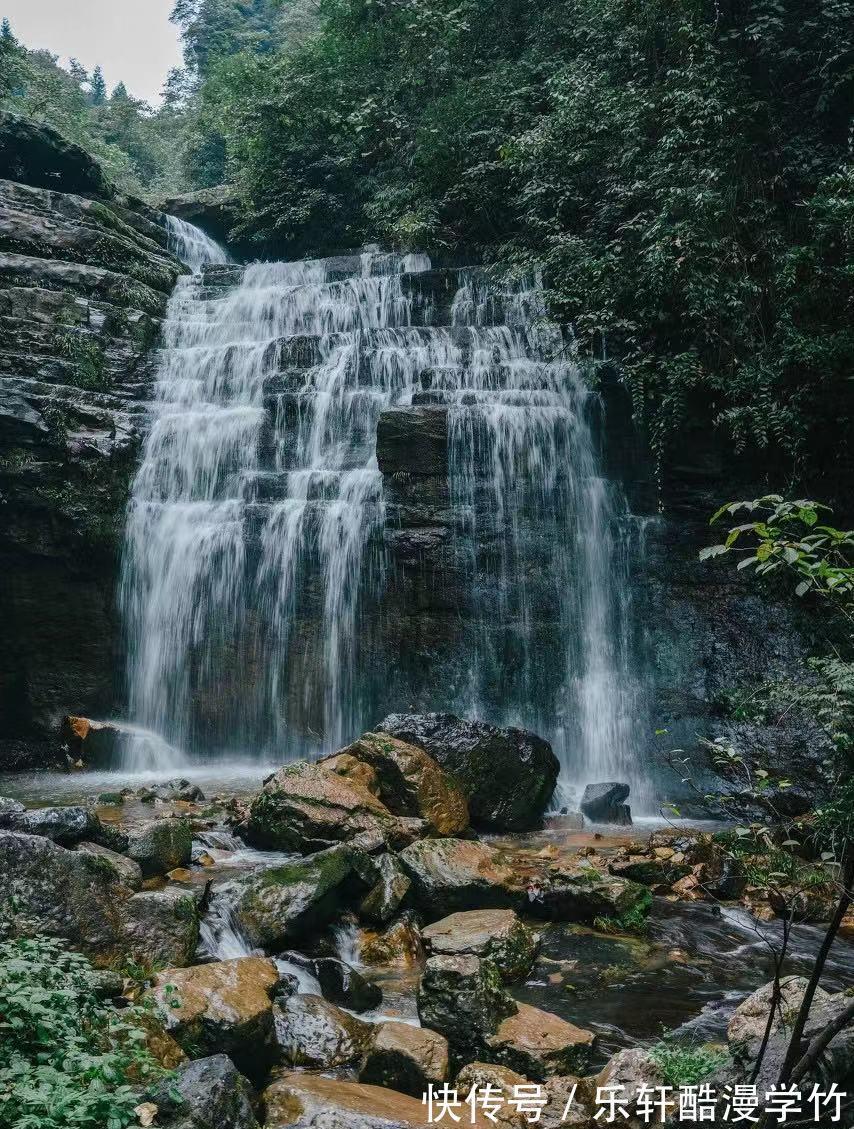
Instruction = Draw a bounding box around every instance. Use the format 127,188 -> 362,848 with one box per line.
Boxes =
57,330 -> 109,391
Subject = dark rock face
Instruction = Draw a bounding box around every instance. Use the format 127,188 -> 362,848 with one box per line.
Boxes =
581,782 -> 631,824
0,113 -> 114,197
312,956 -> 382,1013
146,1054 -> 260,1129
0,121 -> 181,766
157,186 -> 239,246
417,953 -> 516,1059
378,713 -> 558,830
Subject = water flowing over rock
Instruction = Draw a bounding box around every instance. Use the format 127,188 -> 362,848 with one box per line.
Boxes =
117,247 -> 647,795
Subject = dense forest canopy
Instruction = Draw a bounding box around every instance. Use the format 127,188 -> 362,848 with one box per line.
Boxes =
1,1 -> 852,486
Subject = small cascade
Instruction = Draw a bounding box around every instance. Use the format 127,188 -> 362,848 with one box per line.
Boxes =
166,215 -> 231,271
120,235 -> 649,798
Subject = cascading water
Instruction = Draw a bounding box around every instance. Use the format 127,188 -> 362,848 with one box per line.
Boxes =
120,225 -> 648,801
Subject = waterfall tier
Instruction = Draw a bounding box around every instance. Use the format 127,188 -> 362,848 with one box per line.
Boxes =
121,242 -> 647,799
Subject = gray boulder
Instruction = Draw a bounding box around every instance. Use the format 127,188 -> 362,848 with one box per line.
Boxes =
378,713 -> 559,831
359,1020 -> 449,1097
146,1054 -> 259,1129
417,953 -> 516,1058
422,909 -> 539,982
581,782 -> 631,824
125,817 -> 192,877
273,992 -> 372,1069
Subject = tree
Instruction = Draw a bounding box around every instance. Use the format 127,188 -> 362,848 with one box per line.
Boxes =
89,64 -> 106,105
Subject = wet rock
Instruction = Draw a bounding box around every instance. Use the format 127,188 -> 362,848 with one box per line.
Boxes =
357,851 -> 412,924
377,405 -> 449,475
327,732 -> 469,836
359,1020 -> 449,1097
273,992 -> 371,1068
418,954 -> 516,1057
245,761 -> 408,853
485,1002 -> 595,1079
234,844 -> 356,949
455,1062 -> 529,1129
311,956 -> 383,1012
531,867 -> 650,926
120,887 -> 200,968
158,185 -> 240,246
608,856 -> 692,888
138,778 -> 206,803
125,817 -> 192,877
264,1072 -> 435,1129
324,752 -> 381,796
423,909 -> 539,982
0,830 -> 133,964
745,990 -> 854,1090
145,1053 -> 260,1129
60,717 -> 127,768
75,839 -> 143,889
398,838 -> 522,917
0,801 -> 101,845
580,783 -> 631,824
359,913 -> 424,967
595,1049 -> 667,1124
146,957 -> 279,1076
378,713 -> 559,831
727,975 -> 833,1061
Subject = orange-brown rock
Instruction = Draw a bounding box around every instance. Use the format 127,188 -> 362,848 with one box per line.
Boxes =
485,1001 -> 595,1079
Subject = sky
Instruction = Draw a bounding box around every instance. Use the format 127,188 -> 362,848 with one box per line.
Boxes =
1,0 -> 184,105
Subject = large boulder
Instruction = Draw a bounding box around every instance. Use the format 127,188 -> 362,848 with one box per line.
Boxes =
325,732 -> 469,836
0,112 -> 114,196
273,992 -> 372,1068
359,1020 -> 449,1097
0,801 -> 101,845
145,957 -> 280,1076
398,838 -> 522,917
75,840 -> 143,889
455,1062 -> 529,1129
485,1002 -> 596,1079
422,909 -> 538,982
234,844 -> 356,949
145,1054 -> 260,1129
418,954 -> 516,1058
531,867 -> 651,926
0,830 -> 135,965
120,887 -> 200,969
60,716 -> 127,767
264,1072 -> 440,1129
125,817 -> 192,877
378,713 -> 559,831
245,762 -> 409,853
594,1049 -> 667,1125
158,185 -> 239,245
580,783 -> 631,825
727,976 -> 833,1061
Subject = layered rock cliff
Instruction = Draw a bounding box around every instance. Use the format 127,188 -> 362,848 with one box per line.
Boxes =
0,114 -> 182,767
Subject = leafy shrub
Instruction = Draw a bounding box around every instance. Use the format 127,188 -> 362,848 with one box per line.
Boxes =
650,1037 -> 729,1087
0,935 -> 165,1129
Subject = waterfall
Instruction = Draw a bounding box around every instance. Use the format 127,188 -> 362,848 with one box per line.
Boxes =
166,215 -> 231,271
120,229 -> 647,801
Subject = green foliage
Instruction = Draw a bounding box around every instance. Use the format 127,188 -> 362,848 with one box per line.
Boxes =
706,497 -> 854,604
593,901 -> 651,937
179,0 -> 854,480
650,1037 -> 729,1087
0,935 -> 165,1129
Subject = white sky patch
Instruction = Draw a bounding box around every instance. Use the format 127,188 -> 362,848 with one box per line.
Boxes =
2,0 -> 184,105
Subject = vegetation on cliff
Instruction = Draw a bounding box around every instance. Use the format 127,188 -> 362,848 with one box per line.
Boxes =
3,2 -> 853,483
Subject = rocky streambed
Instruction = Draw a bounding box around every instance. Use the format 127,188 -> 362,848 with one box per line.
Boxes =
1,715 -> 853,1127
